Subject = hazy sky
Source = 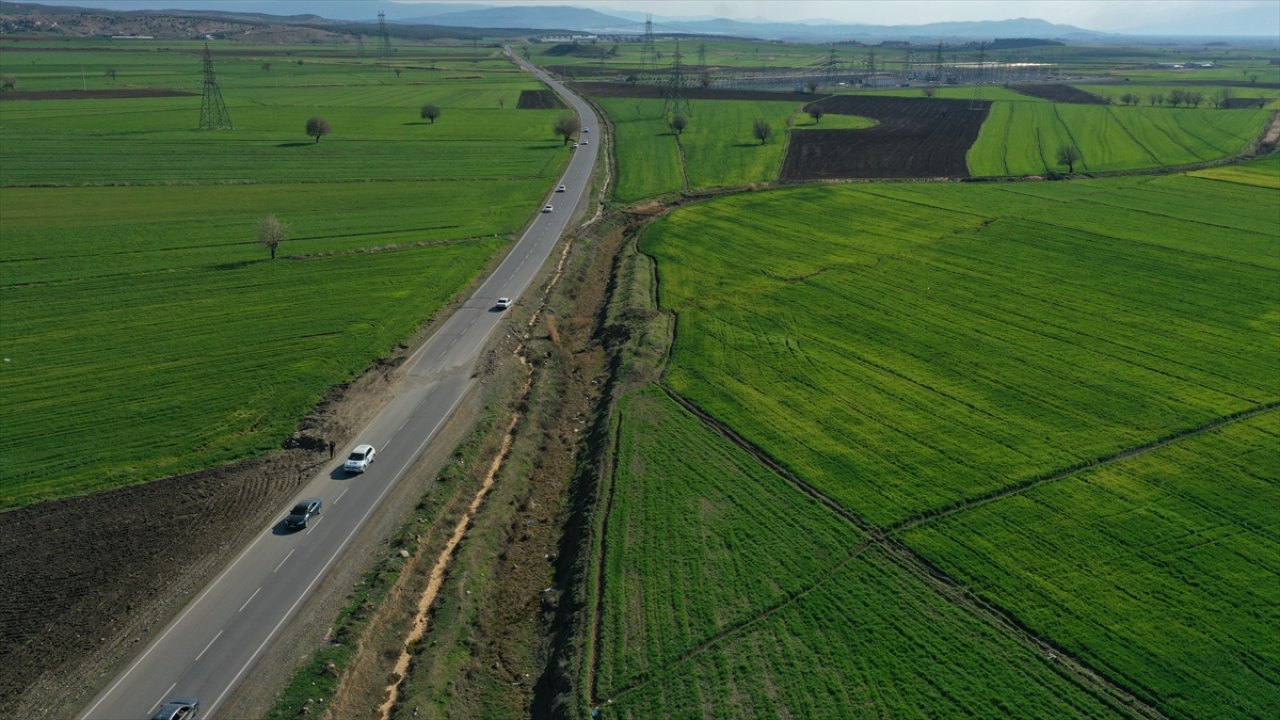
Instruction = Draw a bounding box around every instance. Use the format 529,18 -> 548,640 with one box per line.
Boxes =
395,0 -> 1280,33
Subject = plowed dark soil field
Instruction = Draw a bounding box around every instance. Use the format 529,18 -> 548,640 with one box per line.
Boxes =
1009,84 -> 1111,104
781,95 -> 990,180
0,448 -> 322,713
517,89 -> 566,109
571,81 -> 812,103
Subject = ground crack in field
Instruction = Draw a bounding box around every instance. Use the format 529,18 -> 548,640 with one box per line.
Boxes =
606,384 -> 1181,719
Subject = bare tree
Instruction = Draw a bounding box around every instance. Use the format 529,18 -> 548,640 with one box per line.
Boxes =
806,104 -> 825,124
105,68 -> 117,81
1055,144 -> 1081,173
498,96 -> 505,108
699,71 -> 712,89
1119,92 -> 1136,106
1167,89 -> 1187,107
1250,73 -> 1258,85
553,113 -> 580,145
752,119 -> 773,145
669,113 -> 688,135
921,86 -> 937,98
1149,92 -> 1164,106
1214,87 -> 1234,108
257,214 -> 289,260
1186,91 -> 1203,108
393,67 -> 402,78
306,116 -> 331,143
805,80 -> 820,94
0,75 -> 14,92
420,103 -> 441,124
261,62 -> 272,72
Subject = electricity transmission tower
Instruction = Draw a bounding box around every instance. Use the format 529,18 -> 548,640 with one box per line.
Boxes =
377,11 -> 393,66
198,44 -> 232,130
970,42 -> 988,109
662,39 -> 692,117
640,15 -> 656,76
931,42 -> 945,82
824,44 -> 841,87
356,35 -> 366,58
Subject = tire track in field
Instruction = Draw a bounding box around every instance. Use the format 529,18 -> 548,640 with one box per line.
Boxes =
596,383 -> 1175,719
890,401 -> 1278,534
1106,106 -> 1162,164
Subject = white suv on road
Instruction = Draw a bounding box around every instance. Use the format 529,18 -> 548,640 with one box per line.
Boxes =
344,444 -> 376,473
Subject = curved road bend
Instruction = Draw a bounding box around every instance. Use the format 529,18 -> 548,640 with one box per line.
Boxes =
80,60 -> 598,720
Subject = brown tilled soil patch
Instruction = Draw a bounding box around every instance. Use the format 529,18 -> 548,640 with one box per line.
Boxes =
0,354 -> 407,718
1009,83 -> 1111,104
0,88 -> 196,101
518,89 -> 566,109
782,95 -> 990,180
571,81 -> 812,103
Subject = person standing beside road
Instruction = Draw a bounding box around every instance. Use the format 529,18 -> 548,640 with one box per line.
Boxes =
329,440 -> 335,459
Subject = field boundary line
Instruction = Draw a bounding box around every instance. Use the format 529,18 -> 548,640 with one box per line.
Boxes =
593,538 -> 874,709
584,398 -> 624,706
891,401 -> 1279,534
674,131 -> 691,192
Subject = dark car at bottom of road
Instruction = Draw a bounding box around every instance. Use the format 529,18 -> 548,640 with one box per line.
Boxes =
285,498 -> 322,530
152,696 -> 199,720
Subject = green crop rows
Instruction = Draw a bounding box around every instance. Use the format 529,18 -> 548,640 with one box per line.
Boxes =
643,174 -> 1278,527
597,386 -> 1127,718
968,100 -> 1270,175
904,412 -> 1280,719
0,40 -> 570,507
628,159 -> 1278,719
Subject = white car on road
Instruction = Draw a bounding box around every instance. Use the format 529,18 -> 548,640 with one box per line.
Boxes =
343,444 -> 376,473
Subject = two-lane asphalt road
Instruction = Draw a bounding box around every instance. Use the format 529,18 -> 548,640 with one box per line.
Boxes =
80,60 -> 598,720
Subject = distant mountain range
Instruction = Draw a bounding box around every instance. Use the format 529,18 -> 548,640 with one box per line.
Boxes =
9,1 -> 1280,40
400,6 -> 1106,41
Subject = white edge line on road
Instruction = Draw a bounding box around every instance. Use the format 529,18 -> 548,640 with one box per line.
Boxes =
150,682 -> 176,715
205,379 -> 474,719
194,629 -> 224,663
238,587 -> 261,614
273,548 -> 295,574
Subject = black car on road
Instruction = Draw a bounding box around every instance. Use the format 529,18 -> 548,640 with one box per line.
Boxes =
285,498 -> 322,530
152,696 -> 199,720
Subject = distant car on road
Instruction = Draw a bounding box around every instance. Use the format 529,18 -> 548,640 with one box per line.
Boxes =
556,184 -> 566,192
152,697 -> 199,720
580,138 -> 589,145
344,444 -> 375,473
571,143 -> 578,148
583,127 -> 589,133
285,498 -> 322,530
542,205 -> 553,213
495,297 -> 513,310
